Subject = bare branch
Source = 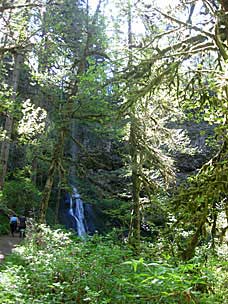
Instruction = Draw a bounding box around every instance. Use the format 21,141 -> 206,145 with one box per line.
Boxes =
91,0 -> 103,25
0,3 -> 42,13
0,43 -> 34,55
154,7 -> 215,39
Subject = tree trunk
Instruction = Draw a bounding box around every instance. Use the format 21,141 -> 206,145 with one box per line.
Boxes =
39,130 -> 65,223
0,53 -> 23,189
39,159 -> 56,223
31,156 -> 38,185
125,0 -> 141,254
181,216 -> 207,260
54,142 -> 66,225
70,120 -> 80,182
221,0 -> 228,12
54,172 -> 62,225
128,114 -> 141,253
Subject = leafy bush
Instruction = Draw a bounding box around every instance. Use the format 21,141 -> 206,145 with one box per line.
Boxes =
0,213 -> 9,235
2,175 -> 41,214
0,226 -> 227,303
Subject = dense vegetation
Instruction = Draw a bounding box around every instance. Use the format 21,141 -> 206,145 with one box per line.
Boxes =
0,225 -> 227,303
0,0 -> 228,303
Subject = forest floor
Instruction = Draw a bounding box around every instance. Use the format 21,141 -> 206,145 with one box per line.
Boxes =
0,234 -> 21,263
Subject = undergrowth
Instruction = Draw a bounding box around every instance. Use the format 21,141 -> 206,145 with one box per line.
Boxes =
0,225 -> 227,304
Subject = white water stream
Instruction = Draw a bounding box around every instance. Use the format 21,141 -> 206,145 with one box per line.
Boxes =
68,186 -> 86,238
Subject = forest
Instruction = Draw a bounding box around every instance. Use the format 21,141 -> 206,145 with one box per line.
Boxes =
0,0 -> 227,303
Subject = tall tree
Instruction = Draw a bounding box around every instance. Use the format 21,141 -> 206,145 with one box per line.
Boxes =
109,0 -> 176,253
38,0 -> 112,222
0,2 -> 34,189
0,52 -> 23,189
131,0 -> 228,259
127,0 -> 141,252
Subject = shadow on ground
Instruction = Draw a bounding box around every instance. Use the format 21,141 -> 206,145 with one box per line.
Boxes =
0,234 -> 21,263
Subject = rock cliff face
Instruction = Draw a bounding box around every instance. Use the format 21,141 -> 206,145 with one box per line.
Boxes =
87,120 -> 215,189
171,120 -> 215,183
58,118 -> 216,234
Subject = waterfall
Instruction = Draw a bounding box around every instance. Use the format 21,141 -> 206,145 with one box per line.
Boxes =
60,185 -> 97,237
68,186 -> 86,238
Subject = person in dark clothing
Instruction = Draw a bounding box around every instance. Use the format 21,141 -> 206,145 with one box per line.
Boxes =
9,215 -> 18,237
18,215 -> 26,238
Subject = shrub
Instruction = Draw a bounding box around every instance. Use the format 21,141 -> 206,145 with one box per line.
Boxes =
0,226 -> 227,303
2,177 -> 41,214
0,213 -> 9,235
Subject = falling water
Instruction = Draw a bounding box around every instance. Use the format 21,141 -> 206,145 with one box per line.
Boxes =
68,186 -> 87,238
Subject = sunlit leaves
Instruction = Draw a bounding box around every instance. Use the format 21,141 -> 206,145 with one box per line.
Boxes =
0,227 -> 226,303
17,99 -> 47,142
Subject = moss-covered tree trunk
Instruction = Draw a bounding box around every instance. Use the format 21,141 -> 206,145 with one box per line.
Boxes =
128,115 -> 141,253
54,172 -> 62,224
126,0 -> 141,253
39,130 -> 65,223
182,215 -> 207,261
39,160 -> 56,223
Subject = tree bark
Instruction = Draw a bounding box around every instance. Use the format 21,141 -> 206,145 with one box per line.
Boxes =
54,172 -> 62,225
221,0 -> 228,12
31,157 -> 38,185
181,216 -> 207,260
39,130 -> 65,223
39,159 -> 56,223
126,0 -> 141,254
70,120 -> 80,182
128,116 -> 141,254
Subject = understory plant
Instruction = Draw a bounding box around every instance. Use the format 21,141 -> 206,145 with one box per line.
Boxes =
0,225 -> 227,303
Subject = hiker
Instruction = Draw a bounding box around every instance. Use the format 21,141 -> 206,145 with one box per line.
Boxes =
9,215 -> 18,237
18,215 -> 27,238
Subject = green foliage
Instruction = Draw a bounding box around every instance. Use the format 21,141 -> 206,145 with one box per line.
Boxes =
0,214 -> 9,234
17,99 -> 47,143
171,141 -> 228,259
0,226 -> 227,304
2,169 -> 41,214
99,198 -> 131,229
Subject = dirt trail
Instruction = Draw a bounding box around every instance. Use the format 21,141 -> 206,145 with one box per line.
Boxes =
0,234 -> 21,263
